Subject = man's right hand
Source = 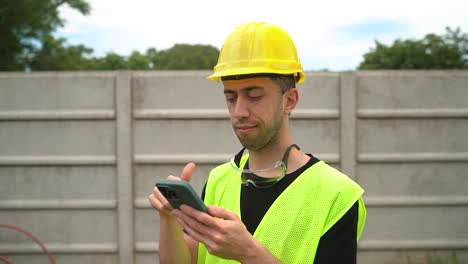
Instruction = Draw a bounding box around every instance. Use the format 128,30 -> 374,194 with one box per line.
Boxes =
148,162 -> 196,218
149,162 -> 199,264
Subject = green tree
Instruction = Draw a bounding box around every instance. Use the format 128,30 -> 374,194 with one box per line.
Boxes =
153,44 -> 219,70
0,0 -> 220,71
0,0 -> 90,71
29,34 -> 94,70
127,51 -> 151,70
93,52 -> 128,70
146,48 -> 159,69
358,27 -> 468,69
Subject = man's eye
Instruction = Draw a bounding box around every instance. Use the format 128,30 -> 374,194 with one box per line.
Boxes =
247,90 -> 264,99
249,95 -> 262,101
225,96 -> 236,103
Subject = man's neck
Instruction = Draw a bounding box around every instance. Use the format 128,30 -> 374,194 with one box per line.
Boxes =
247,141 -> 293,170
248,142 -> 308,174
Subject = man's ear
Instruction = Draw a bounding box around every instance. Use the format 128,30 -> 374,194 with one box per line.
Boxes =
283,88 -> 299,115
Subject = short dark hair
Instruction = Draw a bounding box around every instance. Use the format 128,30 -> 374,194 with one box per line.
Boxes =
221,73 -> 296,94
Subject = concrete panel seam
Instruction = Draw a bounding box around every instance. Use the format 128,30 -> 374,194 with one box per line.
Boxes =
0,243 -> 118,253
134,154 -> 340,164
0,110 -> 115,120
133,109 -> 339,120
358,239 -> 468,250
363,195 -> 468,207
134,242 -> 159,253
359,152 -> 468,163
0,155 -> 116,166
0,199 -> 117,209
134,109 -> 228,119
358,108 -> 468,119
291,109 -> 339,119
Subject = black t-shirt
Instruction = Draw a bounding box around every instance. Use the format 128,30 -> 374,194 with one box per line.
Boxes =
202,154 -> 358,263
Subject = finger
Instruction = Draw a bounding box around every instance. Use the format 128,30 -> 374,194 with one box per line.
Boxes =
148,192 -> 172,215
174,209 -> 213,245
148,193 -> 162,210
207,205 -> 238,220
177,206 -> 218,235
153,186 -> 174,210
178,205 -> 222,233
180,162 -> 196,182
177,217 -> 205,243
167,175 -> 181,181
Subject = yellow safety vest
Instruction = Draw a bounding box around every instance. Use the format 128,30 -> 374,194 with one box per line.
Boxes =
198,156 -> 366,264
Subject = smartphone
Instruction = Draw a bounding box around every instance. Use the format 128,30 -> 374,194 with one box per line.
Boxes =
155,179 -> 208,213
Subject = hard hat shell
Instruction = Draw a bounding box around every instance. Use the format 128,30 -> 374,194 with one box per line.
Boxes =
208,21 -> 306,84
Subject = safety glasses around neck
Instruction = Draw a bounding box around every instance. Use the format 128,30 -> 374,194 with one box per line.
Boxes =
229,144 -> 300,188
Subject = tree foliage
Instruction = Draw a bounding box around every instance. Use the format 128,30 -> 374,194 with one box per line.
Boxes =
92,52 -> 128,70
0,0 -> 217,71
358,27 -> 468,69
153,44 -> 219,70
29,35 -> 94,70
86,45 -> 218,71
0,0 -> 91,71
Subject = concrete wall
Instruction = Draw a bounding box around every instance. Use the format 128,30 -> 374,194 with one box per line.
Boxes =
0,70 -> 467,264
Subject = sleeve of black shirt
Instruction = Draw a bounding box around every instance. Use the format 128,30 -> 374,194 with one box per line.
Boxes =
314,201 -> 359,264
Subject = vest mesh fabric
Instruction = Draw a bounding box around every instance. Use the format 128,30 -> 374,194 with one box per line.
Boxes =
198,157 -> 366,264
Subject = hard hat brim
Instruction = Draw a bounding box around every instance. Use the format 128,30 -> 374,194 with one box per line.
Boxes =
208,68 -> 305,84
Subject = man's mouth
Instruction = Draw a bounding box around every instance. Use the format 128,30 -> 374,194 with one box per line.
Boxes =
235,125 -> 257,133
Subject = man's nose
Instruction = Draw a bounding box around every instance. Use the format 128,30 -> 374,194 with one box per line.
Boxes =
232,97 -> 249,118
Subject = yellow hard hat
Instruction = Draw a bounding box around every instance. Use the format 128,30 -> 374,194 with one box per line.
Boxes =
208,21 -> 306,84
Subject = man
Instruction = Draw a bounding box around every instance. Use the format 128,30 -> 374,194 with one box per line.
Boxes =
149,21 -> 366,263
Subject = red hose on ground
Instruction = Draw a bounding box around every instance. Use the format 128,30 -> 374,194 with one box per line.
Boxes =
0,224 -> 56,264
0,256 -> 13,264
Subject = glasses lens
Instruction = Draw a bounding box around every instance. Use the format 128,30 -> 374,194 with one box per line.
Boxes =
230,157 -> 287,188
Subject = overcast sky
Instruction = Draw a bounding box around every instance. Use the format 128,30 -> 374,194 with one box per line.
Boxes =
57,0 -> 468,71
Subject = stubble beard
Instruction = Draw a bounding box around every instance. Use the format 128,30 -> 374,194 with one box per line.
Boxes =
234,106 -> 284,152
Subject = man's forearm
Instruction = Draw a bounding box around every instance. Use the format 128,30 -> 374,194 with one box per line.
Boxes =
239,237 -> 281,264
158,215 -> 192,264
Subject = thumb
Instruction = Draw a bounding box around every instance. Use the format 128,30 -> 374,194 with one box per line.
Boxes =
180,162 -> 196,182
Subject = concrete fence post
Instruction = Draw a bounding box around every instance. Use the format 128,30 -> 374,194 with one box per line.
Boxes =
115,71 -> 134,263
340,71 -> 357,180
